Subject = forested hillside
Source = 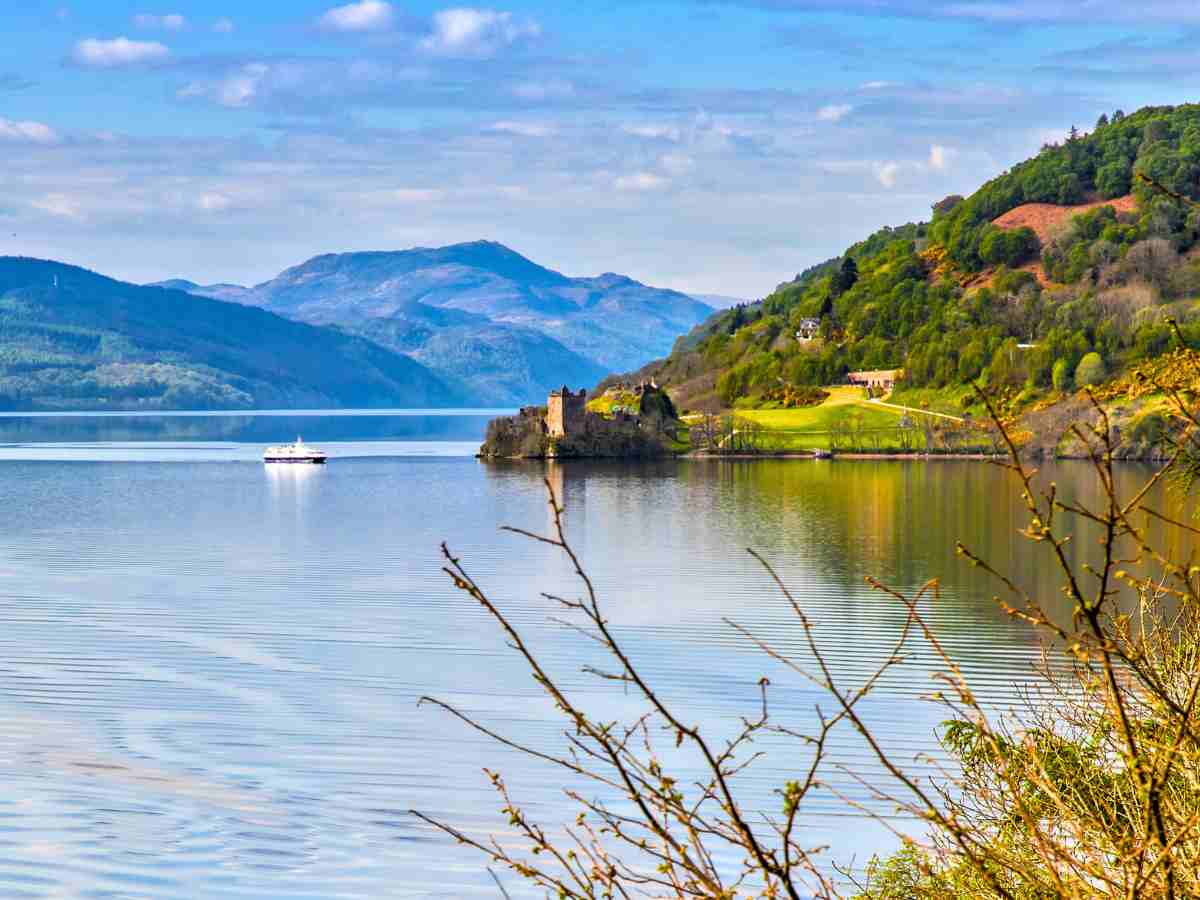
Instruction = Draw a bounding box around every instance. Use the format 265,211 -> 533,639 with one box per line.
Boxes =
0,258 -> 463,410
641,103 -> 1200,413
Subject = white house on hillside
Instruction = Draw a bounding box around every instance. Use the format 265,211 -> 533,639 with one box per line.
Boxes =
795,318 -> 820,341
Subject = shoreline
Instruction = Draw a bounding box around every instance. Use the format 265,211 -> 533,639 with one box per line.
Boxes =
480,450 -> 1169,463
685,451 -> 1005,460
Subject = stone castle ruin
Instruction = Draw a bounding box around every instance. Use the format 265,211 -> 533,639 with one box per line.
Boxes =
480,381 -> 679,459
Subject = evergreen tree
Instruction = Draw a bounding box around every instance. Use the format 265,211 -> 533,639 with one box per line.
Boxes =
830,256 -> 859,297
727,305 -> 746,334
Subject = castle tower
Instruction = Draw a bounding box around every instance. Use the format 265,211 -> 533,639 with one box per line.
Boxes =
546,385 -> 587,437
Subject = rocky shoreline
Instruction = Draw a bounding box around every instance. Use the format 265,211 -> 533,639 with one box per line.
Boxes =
477,382 -> 682,460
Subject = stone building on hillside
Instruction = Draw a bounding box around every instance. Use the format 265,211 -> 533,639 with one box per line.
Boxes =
847,369 -> 903,391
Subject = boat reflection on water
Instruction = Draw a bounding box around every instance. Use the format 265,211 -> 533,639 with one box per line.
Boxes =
265,458 -> 323,514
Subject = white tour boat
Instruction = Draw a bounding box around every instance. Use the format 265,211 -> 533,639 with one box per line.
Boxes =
263,437 -> 327,464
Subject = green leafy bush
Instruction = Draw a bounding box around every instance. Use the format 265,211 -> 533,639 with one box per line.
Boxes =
1075,351 -> 1107,386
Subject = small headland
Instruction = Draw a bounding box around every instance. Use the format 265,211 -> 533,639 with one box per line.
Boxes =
478,381 -> 685,459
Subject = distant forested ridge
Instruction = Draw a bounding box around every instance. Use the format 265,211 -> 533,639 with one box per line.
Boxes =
638,103 -> 1200,411
0,257 -> 463,410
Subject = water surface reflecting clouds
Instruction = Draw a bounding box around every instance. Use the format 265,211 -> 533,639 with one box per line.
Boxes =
0,411 -> 1178,897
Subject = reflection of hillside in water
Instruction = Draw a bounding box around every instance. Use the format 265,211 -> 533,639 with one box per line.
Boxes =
0,412 -> 496,444
482,458 -> 1192,668
0,451 -> 1192,895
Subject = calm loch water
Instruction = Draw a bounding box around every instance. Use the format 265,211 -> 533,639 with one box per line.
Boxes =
0,411 -> 1180,897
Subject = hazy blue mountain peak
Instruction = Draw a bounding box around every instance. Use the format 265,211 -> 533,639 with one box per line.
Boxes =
158,240 -> 717,404
269,240 -> 570,291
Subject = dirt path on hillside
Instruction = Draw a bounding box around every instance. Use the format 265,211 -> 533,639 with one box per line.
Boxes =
870,398 -> 964,422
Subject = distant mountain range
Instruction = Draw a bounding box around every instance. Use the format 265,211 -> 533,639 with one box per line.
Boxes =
0,257 -> 463,411
152,241 -> 714,405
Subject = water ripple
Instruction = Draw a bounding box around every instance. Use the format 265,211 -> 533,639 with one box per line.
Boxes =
0,441 -> 1179,896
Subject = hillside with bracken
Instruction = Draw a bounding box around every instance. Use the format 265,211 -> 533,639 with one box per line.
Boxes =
620,103 -> 1200,453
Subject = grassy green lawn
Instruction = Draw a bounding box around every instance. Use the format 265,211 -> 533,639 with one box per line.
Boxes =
733,386 -> 910,451
888,384 -> 978,416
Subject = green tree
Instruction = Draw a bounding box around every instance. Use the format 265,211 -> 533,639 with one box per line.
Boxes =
1057,172 -> 1084,205
1142,118 -> 1170,152
1074,351 -> 1106,386
979,227 -> 1039,267
1096,160 -> 1132,198
830,256 -> 859,297
727,305 -> 746,334
988,338 -> 1024,387
1051,357 -> 1073,392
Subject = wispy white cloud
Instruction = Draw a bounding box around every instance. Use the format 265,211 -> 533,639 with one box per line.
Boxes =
659,153 -> 694,176
817,104 -> 853,122
0,118 -> 59,144
378,188 -> 445,204
32,193 -> 83,220
622,123 -> 681,141
928,144 -> 955,170
70,37 -> 169,68
615,172 -> 668,192
874,161 -> 900,188
179,63 -> 269,108
488,120 -> 556,137
510,79 -> 573,100
197,192 -> 232,212
421,8 -> 540,57
133,13 -> 186,31
318,0 -> 394,32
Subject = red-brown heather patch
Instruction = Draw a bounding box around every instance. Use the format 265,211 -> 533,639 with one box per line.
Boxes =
992,194 -> 1137,244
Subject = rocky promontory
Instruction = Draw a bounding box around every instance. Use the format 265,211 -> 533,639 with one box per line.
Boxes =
479,382 -> 682,459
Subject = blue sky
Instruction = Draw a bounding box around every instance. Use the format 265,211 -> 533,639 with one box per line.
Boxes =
4,1 -> 1200,295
